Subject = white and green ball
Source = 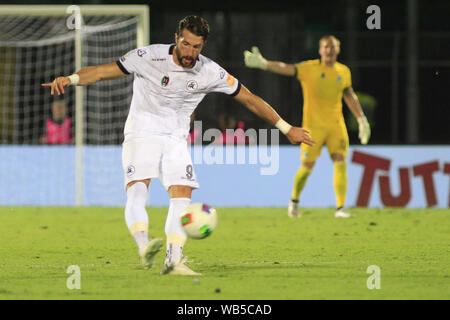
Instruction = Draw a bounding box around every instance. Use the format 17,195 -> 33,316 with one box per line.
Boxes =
181,203 -> 218,239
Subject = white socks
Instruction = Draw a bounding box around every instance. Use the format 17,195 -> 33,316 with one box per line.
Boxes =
133,231 -> 150,256
125,183 -> 191,263
165,197 -> 190,264
125,182 -> 150,254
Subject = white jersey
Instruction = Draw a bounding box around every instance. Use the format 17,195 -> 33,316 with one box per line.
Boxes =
117,44 -> 241,140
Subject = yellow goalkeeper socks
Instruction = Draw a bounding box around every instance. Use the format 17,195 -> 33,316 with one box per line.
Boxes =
333,161 -> 347,209
291,165 -> 312,202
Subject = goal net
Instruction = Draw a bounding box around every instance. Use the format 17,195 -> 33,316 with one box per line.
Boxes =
0,5 -> 149,206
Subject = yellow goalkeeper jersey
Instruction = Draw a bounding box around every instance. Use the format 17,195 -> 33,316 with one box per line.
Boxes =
295,59 -> 352,128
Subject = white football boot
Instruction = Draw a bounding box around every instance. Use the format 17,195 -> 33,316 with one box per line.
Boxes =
140,238 -> 163,269
334,208 -> 354,218
288,200 -> 300,218
161,256 -> 201,276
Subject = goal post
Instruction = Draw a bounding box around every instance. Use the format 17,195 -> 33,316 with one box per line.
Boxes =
0,5 -> 149,45
0,5 -> 149,206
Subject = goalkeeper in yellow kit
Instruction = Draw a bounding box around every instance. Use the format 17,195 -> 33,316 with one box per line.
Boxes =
244,36 -> 371,218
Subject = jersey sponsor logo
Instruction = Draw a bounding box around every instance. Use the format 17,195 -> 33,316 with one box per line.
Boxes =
226,73 -> 236,87
137,48 -> 147,57
126,165 -> 135,177
152,58 -> 166,62
186,80 -> 198,91
161,76 -> 170,87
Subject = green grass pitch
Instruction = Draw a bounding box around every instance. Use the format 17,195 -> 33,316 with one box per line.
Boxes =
0,206 -> 448,300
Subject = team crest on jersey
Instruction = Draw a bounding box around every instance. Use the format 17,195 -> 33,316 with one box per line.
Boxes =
337,75 -> 342,82
186,80 -> 198,91
126,165 -> 135,177
137,49 -> 147,57
320,73 -> 325,79
161,76 -> 170,87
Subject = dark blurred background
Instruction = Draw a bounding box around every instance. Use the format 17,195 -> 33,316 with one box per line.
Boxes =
3,0 -> 450,145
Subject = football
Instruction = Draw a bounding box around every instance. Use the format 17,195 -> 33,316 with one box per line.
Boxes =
181,203 -> 218,239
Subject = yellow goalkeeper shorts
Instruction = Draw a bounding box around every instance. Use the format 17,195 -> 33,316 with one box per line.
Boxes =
300,121 -> 349,163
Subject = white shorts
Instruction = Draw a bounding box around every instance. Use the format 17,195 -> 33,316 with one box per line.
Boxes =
122,134 -> 199,190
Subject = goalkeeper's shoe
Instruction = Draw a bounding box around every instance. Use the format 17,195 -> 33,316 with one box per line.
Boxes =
140,238 -> 163,269
288,200 -> 301,218
160,256 -> 201,276
334,208 -> 354,218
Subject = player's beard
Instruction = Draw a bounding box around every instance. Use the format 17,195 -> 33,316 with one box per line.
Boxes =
175,47 -> 196,68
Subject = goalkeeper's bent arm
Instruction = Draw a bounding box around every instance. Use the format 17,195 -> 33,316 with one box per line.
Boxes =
343,86 -> 371,144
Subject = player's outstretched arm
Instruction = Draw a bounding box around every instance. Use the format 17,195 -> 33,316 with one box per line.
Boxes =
41,62 -> 126,95
243,46 -> 296,77
343,86 -> 371,144
234,84 -> 315,146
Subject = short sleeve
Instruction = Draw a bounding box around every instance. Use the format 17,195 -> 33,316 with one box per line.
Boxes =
295,62 -> 307,81
117,47 -> 149,75
345,66 -> 352,89
207,67 -> 241,97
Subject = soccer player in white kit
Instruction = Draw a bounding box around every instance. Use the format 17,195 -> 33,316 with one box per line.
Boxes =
42,16 -> 315,275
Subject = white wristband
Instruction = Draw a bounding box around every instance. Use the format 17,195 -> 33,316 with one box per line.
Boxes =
68,74 -> 79,86
275,118 -> 292,135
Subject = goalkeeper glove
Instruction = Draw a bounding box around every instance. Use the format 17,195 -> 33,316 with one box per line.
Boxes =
243,46 -> 268,70
357,115 -> 371,145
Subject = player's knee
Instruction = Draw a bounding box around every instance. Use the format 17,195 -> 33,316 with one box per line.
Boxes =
331,153 -> 345,162
168,185 -> 193,199
302,161 -> 315,170
126,179 -> 150,191
125,181 -> 149,209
